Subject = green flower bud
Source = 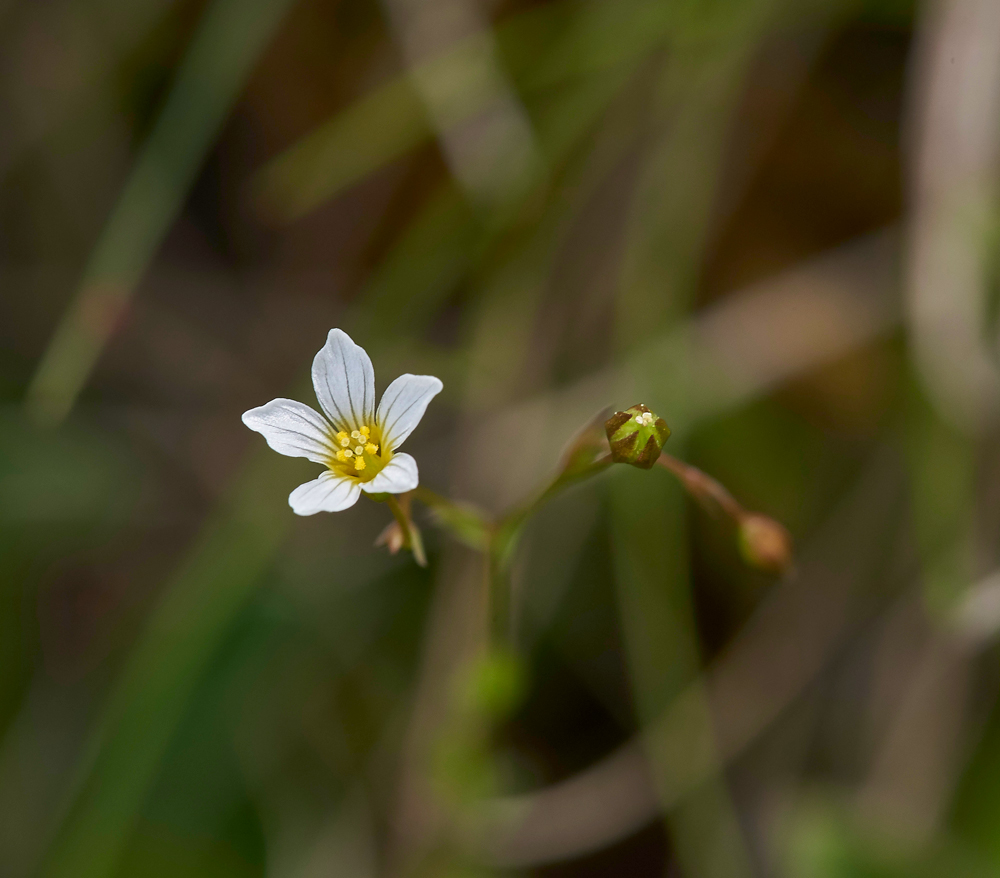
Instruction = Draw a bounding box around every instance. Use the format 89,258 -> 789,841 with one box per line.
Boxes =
605,404 -> 671,469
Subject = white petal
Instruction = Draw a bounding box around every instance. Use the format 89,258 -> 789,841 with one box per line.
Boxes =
376,374 -> 443,449
361,453 -> 419,494
288,471 -> 362,515
311,329 -> 375,432
242,399 -> 335,463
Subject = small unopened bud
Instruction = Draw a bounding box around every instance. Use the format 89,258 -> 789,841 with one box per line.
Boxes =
375,519 -> 406,555
374,494 -> 427,566
738,513 -> 793,575
605,404 -> 671,469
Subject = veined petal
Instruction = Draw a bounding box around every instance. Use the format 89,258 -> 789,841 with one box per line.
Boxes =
361,452 -> 419,494
376,374 -> 443,450
242,399 -> 336,464
289,471 -> 362,515
311,328 -> 375,432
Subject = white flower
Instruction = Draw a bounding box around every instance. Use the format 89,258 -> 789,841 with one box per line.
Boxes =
242,329 -> 443,515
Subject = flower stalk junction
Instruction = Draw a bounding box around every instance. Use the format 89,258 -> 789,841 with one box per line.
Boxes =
243,328 -> 792,642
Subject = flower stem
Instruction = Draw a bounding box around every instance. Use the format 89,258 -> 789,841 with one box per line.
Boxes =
412,486 -> 492,551
655,453 -> 793,574
485,452 -> 615,648
488,538 -> 512,648
655,453 -> 744,519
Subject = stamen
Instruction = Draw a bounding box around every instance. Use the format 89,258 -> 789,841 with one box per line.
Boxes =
336,431 -> 349,442
365,443 -> 378,455
359,426 -> 370,437
351,430 -> 362,440
344,449 -> 354,458
354,445 -> 364,455
340,437 -> 351,447
335,449 -> 348,462
354,457 -> 366,471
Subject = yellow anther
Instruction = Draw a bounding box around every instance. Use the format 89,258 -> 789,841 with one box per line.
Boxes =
354,456 -> 366,471
344,449 -> 353,458
335,449 -> 348,463
359,425 -> 370,437
336,431 -> 349,442
365,443 -> 378,455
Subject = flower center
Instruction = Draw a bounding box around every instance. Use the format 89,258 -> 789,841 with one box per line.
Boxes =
327,424 -> 388,481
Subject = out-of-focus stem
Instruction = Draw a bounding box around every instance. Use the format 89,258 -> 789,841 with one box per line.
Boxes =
412,486 -> 512,646
488,452 -> 614,645
656,452 -> 744,519
415,453 -> 615,647
412,486 -> 492,551
416,444 -> 791,642
656,453 -> 793,575
487,537 -> 512,648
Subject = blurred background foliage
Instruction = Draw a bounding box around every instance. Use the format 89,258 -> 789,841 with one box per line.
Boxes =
4,0 -> 1000,875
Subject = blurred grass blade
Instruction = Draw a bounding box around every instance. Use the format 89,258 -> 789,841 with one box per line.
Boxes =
610,464 -> 754,878
25,0 -> 296,426
381,1 -> 542,208
351,64 -> 639,349
354,182 -> 478,343
39,450 -> 292,878
254,0 -> 672,223
254,75 -> 431,223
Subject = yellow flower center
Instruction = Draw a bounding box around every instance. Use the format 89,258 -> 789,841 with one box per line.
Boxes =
330,425 -> 386,481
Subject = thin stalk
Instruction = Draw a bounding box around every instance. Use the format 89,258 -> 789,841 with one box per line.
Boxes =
488,537 -> 512,649
656,452 -> 744,519
487,452 -> 615,647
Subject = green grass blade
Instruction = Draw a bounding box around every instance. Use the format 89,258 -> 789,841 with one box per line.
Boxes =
25,0 -> 297,426
38,449 -> 293,878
